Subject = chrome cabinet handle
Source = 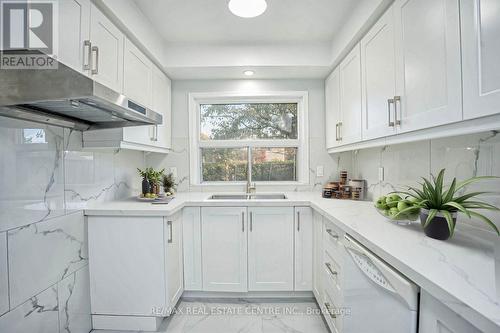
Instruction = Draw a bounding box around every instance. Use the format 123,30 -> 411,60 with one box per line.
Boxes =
338,122 -> 342,141
241,212 -> 245,232
83,40 -> 91,70
335,123 -> 339,141
326,229 -> 339,240
394,96 -> 401,126
297,211 -> 301,232
250,212 -> 253,232
150,125 -> 158,142
167,221 -> 173,243
91,46 -> 99,75
324,302 -> 336,319
387,98 -> 395,127
325,262 -> 337,277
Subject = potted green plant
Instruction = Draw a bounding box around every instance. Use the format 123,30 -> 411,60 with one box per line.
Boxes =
162,172 -> 176,196
137,167 -> 165,196
400,169 -> 500,240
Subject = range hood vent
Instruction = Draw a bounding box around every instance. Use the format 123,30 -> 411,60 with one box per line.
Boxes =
0,52 -> 162,131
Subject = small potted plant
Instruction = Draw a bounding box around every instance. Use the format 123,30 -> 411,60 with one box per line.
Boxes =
400,169 -> 500,240
162,172 -> 176,196
137,167 -> 165,197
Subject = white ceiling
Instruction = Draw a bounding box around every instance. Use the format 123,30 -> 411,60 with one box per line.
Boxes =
134,0 -> 359,44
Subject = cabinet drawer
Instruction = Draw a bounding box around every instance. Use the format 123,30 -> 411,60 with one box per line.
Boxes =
323,249 -> 342,301
322,287 -> 342,333
323,219 -> 343,259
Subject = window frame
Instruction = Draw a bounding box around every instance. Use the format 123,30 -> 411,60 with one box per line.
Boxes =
189,91 -> 309,186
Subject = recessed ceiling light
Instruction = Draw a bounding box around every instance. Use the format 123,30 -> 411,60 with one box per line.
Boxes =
228,0 -> 267,18
243,70 -> 255,76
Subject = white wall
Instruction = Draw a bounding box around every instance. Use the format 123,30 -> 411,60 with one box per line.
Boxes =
147,79 -> 351,192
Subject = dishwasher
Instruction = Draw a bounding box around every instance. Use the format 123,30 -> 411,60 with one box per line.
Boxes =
338,234 -> 419,333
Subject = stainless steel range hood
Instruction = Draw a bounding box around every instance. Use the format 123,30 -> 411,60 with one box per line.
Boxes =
0,54 -> 162,131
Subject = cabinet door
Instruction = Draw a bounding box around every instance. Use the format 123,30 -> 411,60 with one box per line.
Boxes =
339,44 -> 362,145
419,290 -> 481,333
58,0 -> 91,74
201,207 -> 247,292
248,207 -> 294,291
312,211 -> 323,300
182,207 -> 202,291
165,213 -> 183,309
123,38 -> 153,108
325,68 -> 342,149
394,0 -> 462,133
461,0 -> 500,119
294,207 -> 313,291
122,38 -> 154,146
88,216 -> 167,316
361,6 -> 398,140
90,4 -> 124,92
151,66 -> 172,150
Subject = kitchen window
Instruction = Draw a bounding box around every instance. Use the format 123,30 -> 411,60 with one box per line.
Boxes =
189,92 -> 309,185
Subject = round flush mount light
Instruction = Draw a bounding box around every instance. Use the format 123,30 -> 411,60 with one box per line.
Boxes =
228,0 -> 267,18
243,70 -> 255,76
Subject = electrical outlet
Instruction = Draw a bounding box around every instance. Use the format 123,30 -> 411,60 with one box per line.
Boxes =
170,167 -> 178,179
378,167 -> 384,182
316,166 -> 324,177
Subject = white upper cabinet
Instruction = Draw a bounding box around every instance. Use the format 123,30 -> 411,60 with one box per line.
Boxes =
248,207 -> 294,291
394,0 -> 462,133
58,0 -> 91,74
461,0 -> 500,120
90,3 -> 124,92
151,65 -> 172,150
339,44 -> 362,145
361,6 -> 398,140
123,38 -> 153,108
201,207 -> 248,292
325,68 -> 342,149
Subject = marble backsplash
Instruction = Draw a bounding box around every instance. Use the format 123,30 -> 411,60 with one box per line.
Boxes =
0,117 -> 144,332
341,131 -> 500,234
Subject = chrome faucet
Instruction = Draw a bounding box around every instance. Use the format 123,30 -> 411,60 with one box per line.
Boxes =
246,179 -> 256,194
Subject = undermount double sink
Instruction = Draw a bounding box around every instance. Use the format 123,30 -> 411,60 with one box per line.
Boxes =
209,193 -> 287,200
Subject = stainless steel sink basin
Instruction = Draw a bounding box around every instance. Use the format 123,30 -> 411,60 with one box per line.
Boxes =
210,194 -> 249,200
249,194 -> 287,200
209,193 -> 287,200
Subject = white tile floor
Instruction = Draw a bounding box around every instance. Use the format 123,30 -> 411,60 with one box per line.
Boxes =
92,298 -> 329,333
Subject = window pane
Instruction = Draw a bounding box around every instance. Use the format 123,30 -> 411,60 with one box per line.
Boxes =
251,147 -> 297,182
201,148 -> 248,182
200,103 -> 298,140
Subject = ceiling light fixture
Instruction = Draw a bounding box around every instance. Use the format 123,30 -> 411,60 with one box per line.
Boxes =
243,70 -> 255,76
228,0 -> 267,18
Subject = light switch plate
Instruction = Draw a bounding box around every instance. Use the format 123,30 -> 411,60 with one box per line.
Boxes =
316,166 -> 324,177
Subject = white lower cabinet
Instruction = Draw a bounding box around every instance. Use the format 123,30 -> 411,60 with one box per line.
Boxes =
312,211 -> 323,300
294,207 -> 313,291
198,206 -> 312,293
88,213 -> 183,331
165,214 -> 184,309
201,207 -> 248,292
419,290 -> 481,333
182,207 -> 202,291
248,207 -> 294,291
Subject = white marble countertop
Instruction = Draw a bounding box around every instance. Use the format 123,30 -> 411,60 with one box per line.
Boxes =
85,192 -> 500,332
